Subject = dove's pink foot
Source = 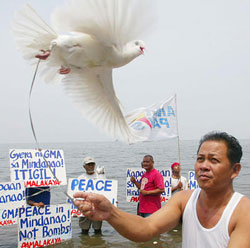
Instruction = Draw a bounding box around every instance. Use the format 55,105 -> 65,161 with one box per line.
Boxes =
35,50 -> 51,60
59,66 -> 71,74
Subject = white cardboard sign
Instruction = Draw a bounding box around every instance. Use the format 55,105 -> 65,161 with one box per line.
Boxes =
0,181 -> 26,226
9,149 -> 67,187
67,177 -> 118,216
18,204 -> 71,248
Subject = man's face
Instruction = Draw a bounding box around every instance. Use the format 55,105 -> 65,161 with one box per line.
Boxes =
172,164 -> 180,173
142,157 -> 154,171
84,162 -> 95,174
195,140 -> 238,191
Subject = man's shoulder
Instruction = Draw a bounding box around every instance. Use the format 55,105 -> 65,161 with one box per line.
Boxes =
175,189 -> 194,198
238,197 -> 250,225
172,190 -> 194,209
166,190 -> 194,214
229,195 -> 250,242
235,196 -> 250,216
97,174 -> 106,179
152,168 -> 163,176
77,174 -> 86,179
78,172 -> 106,179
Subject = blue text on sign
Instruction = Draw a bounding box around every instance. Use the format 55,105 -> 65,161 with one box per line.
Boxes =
71,179 -> 112,192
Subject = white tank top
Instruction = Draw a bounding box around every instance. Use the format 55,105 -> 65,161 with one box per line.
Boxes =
182,189 -> 243,248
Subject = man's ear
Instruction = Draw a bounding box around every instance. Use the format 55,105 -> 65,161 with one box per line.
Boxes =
231,163 -> 241,179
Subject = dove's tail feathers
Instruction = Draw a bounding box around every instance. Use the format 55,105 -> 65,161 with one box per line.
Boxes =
61,68 -> 145,144
51,0 -> 157,48
12,4 -> 57,63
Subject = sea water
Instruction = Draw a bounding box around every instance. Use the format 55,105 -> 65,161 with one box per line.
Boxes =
0,139 -> 249,248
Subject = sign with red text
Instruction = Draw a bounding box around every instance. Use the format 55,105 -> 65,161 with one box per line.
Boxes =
67,177 -> 118,216
126,168 -> 172,203
18,204 -> 71,248
9,149 -> 67,187
0,181 -> 26,226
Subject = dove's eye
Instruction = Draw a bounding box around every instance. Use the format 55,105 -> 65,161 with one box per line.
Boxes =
135,41 -> 139,46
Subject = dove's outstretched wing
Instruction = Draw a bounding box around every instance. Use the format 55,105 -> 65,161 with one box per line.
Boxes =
12,4 -> 62,83
62,67 -> 143,143
51,0 -> 156,48
12,4 -> 57,62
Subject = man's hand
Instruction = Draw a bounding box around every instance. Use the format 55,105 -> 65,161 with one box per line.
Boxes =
140,189 -> 148,195
28,200 -> 45,207
130,176 -> 141,189
177,181 -> 183,190
130,176 -> 136,183
172,181 -> 183,193
73,192 -> 113,221
35,202 -> 45,207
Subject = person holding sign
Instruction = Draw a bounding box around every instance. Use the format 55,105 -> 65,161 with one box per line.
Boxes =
130,155 -> 165,217
78,156 -> 106,234
171,162 -> 188,195
74,131 -> 250,247
26,187 -> 50,207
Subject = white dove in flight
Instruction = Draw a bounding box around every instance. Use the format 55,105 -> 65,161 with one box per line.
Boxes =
12,0 -> 156,143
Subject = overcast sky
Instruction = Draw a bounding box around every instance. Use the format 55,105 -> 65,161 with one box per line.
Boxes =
1,0 -> 250,144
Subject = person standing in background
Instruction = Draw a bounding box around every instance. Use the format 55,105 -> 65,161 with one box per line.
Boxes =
171,162 -> 188,195
130,155 -> 165,217
78,156 -> 106,234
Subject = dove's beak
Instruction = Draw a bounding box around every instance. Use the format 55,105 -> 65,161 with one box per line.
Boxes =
140,46 -> 145,55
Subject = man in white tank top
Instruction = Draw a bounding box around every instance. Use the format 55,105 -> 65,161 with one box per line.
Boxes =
73,131 -> 250,247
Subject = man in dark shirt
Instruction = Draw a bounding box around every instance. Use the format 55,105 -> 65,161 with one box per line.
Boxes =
25,187 -> 50,207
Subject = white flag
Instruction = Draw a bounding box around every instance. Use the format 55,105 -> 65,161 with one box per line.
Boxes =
126,95 -> 178,142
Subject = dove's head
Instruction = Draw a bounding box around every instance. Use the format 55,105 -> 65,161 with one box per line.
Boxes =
125,40 -> 146,58
110,40 -> 146,68
117,40 -> 145,66
132,40 -> 146,55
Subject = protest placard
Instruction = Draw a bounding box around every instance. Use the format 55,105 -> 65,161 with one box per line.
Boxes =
18,204 -> 71,248
0,181 -> 26,226
126,168 -> 172,203
9,149 -> 67,187
67,177 -> 118,216
188,171 -> 199,190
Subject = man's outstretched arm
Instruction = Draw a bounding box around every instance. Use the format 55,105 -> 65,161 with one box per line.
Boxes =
73,191 -> 186,242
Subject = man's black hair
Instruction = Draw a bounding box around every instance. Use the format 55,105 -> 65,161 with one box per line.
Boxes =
197,131 -> 242,165
144,155 -> 154,162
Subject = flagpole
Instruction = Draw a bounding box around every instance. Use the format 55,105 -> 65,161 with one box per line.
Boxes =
174,94 -> 181,164
177,136 -> 181,164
